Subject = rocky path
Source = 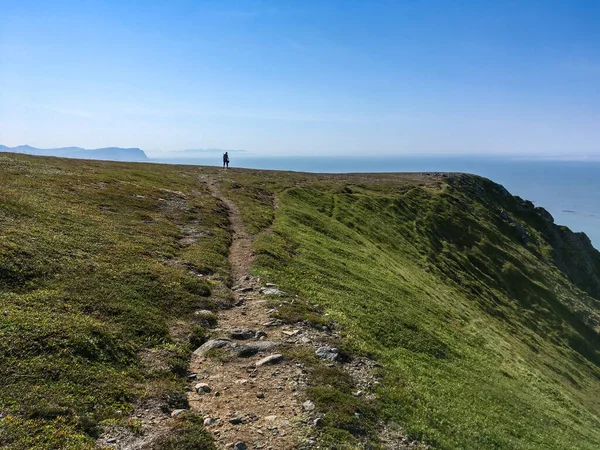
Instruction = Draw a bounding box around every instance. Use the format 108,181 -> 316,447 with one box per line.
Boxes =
188,176 -> 311,449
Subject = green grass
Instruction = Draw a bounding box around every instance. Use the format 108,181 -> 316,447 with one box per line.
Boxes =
153,414 -> 215,450
2,155 -> 600,449
246,173 -> 600,449
0,154 -> 227,448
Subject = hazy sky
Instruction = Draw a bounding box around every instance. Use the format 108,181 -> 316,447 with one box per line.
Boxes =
1,0 -> 599,157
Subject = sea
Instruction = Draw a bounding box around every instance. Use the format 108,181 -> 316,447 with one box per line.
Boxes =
152,155 -> 600,250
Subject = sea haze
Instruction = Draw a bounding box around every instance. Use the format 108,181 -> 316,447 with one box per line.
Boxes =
154,155 -> 600,250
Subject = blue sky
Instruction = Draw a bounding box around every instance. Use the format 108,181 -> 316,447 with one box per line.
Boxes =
1,0 -> 599,157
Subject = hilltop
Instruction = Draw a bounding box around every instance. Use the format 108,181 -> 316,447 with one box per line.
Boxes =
0,145 -> 148,162
0,153 -> 599,449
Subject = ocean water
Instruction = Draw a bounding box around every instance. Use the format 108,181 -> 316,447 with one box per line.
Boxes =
153,155 -> 600,250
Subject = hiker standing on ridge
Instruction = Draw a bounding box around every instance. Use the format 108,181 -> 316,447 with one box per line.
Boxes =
223,152 -> 229,169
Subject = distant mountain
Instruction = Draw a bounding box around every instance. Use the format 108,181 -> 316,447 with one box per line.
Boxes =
0,145 -> 148,162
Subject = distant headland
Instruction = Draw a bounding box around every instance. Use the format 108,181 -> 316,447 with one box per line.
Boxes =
0,145 -> 148,162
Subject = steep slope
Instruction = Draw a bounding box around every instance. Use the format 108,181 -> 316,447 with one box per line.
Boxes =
228,172 -> 600,449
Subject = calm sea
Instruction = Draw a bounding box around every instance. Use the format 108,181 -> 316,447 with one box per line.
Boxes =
153,155 -> 600,250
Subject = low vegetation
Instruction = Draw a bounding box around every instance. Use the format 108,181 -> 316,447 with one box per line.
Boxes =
0,154 -> 227,448
1,154 -> 599,449
249,173 -> 600,448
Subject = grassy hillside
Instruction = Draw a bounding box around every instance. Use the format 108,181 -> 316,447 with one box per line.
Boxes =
1,153 -> 599,449
233,172 -> 600,448
0,154 -> 224,449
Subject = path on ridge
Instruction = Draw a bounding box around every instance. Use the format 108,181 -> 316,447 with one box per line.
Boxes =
188,175 -> 311,449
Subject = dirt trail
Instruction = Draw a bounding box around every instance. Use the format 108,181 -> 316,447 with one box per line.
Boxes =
207,180 -> 254,281
188,175 -> 310,449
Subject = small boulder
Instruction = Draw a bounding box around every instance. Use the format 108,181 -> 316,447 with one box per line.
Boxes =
260,288 -> 286,296
255,354 -> 284,367
256,392 -> 265,399
255,330 -> 268,339
195,383 -> 211,393
315,347 -> 339,361
233,442 -> 248,450
235,341 -> 281,357
229,416 -> 244,425
171,409 -> 187,419
193,338 -> 232,356
303,400 -> 316,412
230,329 -> 255,340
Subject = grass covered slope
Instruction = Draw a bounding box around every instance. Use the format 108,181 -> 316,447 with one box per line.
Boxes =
1,153 -> 599,449
0,154 -> 224,449
249,173 -> 600,448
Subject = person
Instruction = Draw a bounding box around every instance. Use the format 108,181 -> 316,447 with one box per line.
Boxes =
223,152 -> 229,169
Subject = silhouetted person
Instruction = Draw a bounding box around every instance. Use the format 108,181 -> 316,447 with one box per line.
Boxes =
223,152 -> 229,169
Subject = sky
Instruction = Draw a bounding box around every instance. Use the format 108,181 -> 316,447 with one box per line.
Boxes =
1,0 -> 599,157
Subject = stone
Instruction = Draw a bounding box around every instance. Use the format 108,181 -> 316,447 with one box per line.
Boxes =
230,329 -> 255,340
263,319 -> 283,327
255,330 -> 268,338
256,392 -> 265,398
313,417 -> 323,427
195,382 -> 211,393
235,344 -> 259,357
171,409 -> 187,419
235,341 -> 281,357
203,417 -> 212,426
302,400 -> 316,411
193,338 -> 232,356
266,283 -> 277,287
236,286 -> 253,293
230,416 -> 244,425
315,347 -> 339,361
282,329 -> 301,336
255,354 -> 284,367
107,437 -> 117,444
260,287 -> 286,296
233,442 -> 248,450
